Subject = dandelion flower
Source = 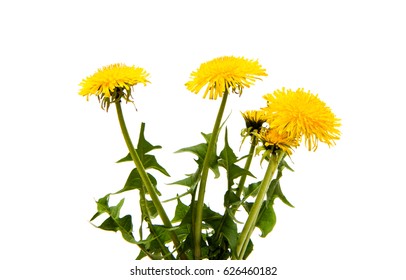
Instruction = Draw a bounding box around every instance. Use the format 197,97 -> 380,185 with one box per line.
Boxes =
79,63 -> 150,110
263,88 -> 341,151
258,127 -> 299,155
185,56 -> 267,100
241,110 -> 268,131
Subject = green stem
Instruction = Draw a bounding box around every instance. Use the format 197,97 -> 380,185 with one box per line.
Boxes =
193,92 -> 229,259
237,198 -> 268,260
235,136 -> 258,201
236,151 -> 285,259
139,188 -> 175,260
212,135 -> 258,258
114,101 -> 183,258
237,221 -> 256,260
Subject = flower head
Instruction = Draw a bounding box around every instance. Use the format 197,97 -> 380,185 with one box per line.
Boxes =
257,127 -> 299,156
241,110 -> 268,131
185,56 -> 267,100
240,110 -> 268,147
79,63 -> 150,111
263,88 -> 341,151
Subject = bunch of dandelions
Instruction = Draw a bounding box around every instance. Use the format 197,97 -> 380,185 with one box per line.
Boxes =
236,88 -> 340,258
78,57 -> 340,260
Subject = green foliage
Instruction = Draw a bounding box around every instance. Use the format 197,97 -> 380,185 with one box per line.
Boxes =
146,199 -> 158,219
175,132 -> 220,178
243,156 -> 295,239
90,194 -> 136,244
256,201 -> 277,237
114,168 -> 158,194
219,128 -> 254,189
114,122 -> 169,196
172,198 -> 189,223
244,181 -> 261,198
90,122 -> 295,260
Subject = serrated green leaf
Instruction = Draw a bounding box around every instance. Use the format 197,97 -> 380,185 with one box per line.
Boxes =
228,164 -> 254,184
110,198 -> 125,219
219,128 -> 238,165
180,206 -> 193,227
90,211 -> 102,222
274,182 -> 294,208
118,215 -> 135,243
280,158 -> 294,172
220,214 -> 238,252
243,201 -> 253,213
172,198 -> 190,223
256,203 -> 277,237
268,158 -> 295,208
201,132 -> 212,143
117,153 -> 170,176
93,197 -> 136,244
180,203 -> 223,231
116,153 -> 133,163
243,181 -> 261,198
176,143 -> 207,161
142,154 -> 170,176
134,227 -> 170,260
166,168 -> 200,203
266,179 -> 279,201
98,217 -> 117,231
137,123 -> 162,155
90,194 -> 110,221
146,200 -> 158,219
116,122 -> 169,180
142,225 -> 189,257
114,168 -> 159,195
134,243 -> 169,260
136,250 -> 147,260
169,169 -> 200,188
175,132 -> 220,178
219,129 -> 254,188
202,205 -> 223,230
224,190 -> 240,208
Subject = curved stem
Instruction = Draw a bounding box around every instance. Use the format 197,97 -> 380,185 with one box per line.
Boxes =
115,101 -> 183,258
236,151 -> 285,259
193,92 -> 229,259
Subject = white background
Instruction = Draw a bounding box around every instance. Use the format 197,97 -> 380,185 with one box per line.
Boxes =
1,0 -> 405,279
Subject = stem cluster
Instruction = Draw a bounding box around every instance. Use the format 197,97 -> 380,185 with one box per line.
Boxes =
95,94 -> 289,260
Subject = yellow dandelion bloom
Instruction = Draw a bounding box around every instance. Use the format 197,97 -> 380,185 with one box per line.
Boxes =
258,127 -> 299,155
263,88 -> 341,151
241,110 -> 268,131
185,56 -> 267,100
79,63 -> 150,110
